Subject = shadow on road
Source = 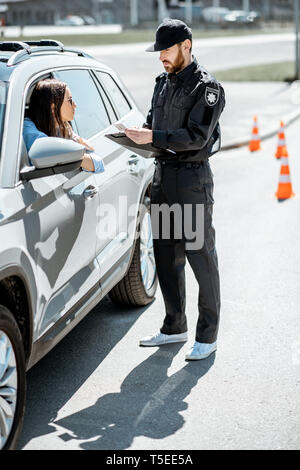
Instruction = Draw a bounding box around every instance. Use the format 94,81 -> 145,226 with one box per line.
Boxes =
54,346 -> 215,449
18,294 -> 215,449
18,295 -> 151,449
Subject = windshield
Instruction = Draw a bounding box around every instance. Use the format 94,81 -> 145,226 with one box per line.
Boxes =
0,81 -> 8,158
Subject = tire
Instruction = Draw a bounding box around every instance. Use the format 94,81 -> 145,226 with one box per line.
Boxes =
109,196 -> 158,307
0,305 -> 26,450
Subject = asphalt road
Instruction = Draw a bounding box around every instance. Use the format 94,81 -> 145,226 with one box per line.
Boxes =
16,34 -> 300,450
18,116 -> 300,450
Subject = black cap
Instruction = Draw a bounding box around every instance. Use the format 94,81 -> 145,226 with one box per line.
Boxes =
146,19 -> 192,52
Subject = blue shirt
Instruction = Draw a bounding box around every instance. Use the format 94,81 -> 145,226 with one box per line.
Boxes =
23,118 -> 105,174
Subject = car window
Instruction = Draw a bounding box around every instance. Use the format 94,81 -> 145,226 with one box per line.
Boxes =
0,81 -> 8,157
55,69 -> 111,139
91,73 -> 118,123
95,71 -> 131,118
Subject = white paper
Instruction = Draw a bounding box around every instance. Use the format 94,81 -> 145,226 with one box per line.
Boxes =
114,122 -> 127,132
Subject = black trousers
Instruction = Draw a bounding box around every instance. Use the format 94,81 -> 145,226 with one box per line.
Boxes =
150,160 -> 220,344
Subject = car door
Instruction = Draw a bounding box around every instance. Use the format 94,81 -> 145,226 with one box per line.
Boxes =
19,170 -> 101,338
55,68 -> 146,282
17,77 -> 104,338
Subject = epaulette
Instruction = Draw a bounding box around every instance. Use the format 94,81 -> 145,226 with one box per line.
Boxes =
155,72 -> 167,82
194,65 -> 214,84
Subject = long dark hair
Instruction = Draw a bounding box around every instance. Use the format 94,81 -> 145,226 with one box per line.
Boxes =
28,78 -> 72,139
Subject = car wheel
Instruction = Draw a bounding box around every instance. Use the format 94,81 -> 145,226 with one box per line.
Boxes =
0,305 -> 26,450
109,196 -> 158,306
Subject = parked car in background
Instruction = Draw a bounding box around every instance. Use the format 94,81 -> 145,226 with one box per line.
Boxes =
223,10 -> 260,26
81,15 -> 96,25
55,15 -> 85,26
202,7 -> 230,24
202,7 -> 260,27
248,11 -> 261,22
0,39 -> 157,450
168,2 -> 204,22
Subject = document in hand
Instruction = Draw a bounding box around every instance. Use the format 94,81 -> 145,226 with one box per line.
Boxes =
105,132 -> 176,159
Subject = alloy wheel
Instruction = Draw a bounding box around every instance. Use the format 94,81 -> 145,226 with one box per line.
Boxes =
0,330 -> 18,449
140,211 -> 156,291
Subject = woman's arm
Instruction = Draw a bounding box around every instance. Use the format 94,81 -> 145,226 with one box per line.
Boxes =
81,153 -> 95,172
72,133 -> 94,151
81,153 -> 105,173
72,133 -> 105,173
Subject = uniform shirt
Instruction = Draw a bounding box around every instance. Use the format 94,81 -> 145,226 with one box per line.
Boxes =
23,117 -> 105,173
145,57 -> 225,162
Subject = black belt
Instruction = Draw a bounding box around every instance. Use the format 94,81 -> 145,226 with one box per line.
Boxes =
154,159 -> 204,168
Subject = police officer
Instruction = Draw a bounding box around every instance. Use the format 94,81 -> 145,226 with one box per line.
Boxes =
125,19 -> 225,361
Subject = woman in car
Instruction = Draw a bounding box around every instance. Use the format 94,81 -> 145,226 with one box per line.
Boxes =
23,78 -> 104,173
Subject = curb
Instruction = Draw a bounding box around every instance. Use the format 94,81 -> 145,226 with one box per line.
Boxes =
221,109 -> 300,151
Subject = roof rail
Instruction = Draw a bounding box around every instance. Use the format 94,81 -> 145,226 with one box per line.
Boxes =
63,47 -> 95,60
0,41 -> 31,53
0,39 -> 64,66
24,40 -> 64,49
0,39 -> 64,50
0,40 -> 94,67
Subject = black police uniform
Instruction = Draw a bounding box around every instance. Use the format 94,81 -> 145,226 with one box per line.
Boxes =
145,56 -> 225,344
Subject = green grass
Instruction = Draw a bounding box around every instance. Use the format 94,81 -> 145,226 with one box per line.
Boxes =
214,62 -> 297,82
1,26 -> 293,47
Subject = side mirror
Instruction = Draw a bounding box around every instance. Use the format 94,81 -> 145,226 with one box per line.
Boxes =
20,137 -> 85,181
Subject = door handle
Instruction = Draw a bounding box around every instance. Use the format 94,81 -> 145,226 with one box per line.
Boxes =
83,185 -> 99,199
127,155 -> 139,175
128,154 -> 139,164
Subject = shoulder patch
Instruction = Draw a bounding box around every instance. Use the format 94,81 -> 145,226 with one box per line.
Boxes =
205,86 -> 220,106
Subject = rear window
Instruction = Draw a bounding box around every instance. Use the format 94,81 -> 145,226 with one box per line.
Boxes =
95,71 -> 131,118
0,81 -> 8,154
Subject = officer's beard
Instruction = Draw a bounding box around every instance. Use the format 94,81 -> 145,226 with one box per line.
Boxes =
163,47 -> 185,74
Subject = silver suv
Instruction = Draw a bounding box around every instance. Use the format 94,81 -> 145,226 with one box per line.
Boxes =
0,40 -> 157,450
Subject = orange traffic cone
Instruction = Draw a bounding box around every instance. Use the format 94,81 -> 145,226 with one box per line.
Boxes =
275,156 -> 295,201
249,116 -> 261,152
275,121 -> 288,159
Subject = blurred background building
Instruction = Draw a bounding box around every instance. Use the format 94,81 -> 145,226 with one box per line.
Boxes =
0,0 -> 296,26
0,0 -> 156,26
